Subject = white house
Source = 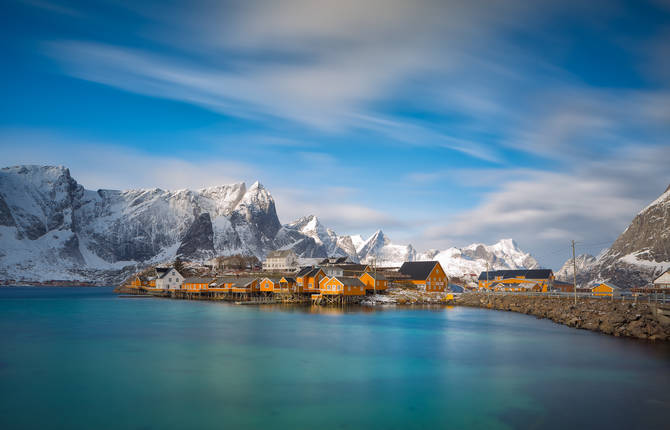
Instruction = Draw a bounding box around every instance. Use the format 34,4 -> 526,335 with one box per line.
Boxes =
155,267 -> 184,290
653,270 -> 670,289
262,249 -> 298,271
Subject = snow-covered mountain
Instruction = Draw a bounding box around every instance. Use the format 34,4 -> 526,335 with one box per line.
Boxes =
562,185 -> 670,288
282,215 -> 359,261
556,254 -> 597,282
0,166 -> 303,282
357,230 -> 416,266
0,164 -> 543,283
416,239 -> 540,277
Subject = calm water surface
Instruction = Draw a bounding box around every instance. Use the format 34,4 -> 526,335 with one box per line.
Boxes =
0,287 -> 668,430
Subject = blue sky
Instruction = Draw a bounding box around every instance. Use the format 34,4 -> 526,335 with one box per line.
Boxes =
1,0 -> 669,268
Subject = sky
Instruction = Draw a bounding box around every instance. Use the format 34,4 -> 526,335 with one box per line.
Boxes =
1,0 -> 669,269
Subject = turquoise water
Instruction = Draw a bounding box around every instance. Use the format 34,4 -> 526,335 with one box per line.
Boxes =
1,287 -> 669,430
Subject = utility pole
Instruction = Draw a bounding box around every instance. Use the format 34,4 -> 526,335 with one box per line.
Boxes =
373,256 -> 377,296
572,240 -> 577,305
486,261 -> 490,298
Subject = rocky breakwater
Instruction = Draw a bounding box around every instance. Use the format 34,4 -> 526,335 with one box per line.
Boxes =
456,293 -> 670,341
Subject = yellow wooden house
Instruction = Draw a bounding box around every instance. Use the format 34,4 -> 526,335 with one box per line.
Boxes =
478,269 -> 554,292
359,272 -> 388,292
398,261 -> 448,292
320,276 -> 367,296
592,282 -> 618,297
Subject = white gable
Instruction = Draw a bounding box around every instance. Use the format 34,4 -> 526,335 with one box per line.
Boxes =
654,271 -> 670,285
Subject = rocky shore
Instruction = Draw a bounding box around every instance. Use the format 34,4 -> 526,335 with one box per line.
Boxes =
456,293 -> 670,341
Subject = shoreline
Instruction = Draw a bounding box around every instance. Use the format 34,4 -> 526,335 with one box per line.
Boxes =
455,293 -> 670,342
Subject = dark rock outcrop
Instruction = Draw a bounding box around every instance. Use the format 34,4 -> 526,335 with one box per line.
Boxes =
177,213 -> 215,260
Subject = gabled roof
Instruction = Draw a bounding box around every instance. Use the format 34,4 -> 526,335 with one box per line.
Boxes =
183,277 -> 213,284
319,256 -> 350,265
209,277 -> 234,287
157,267 -> 182,279
477,269 -> 553,281
361,272 -> 386,280
399,261 -> 440,280
593,282 -> 620,290
280,277 -> 296,283
261,277 -> 282,283
231,277 -> 259,288
296,266 -> 315,277
329,276 -> 366,287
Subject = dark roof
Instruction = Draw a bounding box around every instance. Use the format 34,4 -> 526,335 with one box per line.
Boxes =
330,276 -> 366,287
319,256 -> 350,265
296,266 -> 315,277
183,277 -> 213,284
362,272 -> 386,280
231,277 -> 258,288
281,277 -> 296,283
261,277 -> 282,283
156,267 -> 181,279
477,269 -> 553,281
398,261 -> 439,280
553,280 -> 573,286
448,285 -> 464,293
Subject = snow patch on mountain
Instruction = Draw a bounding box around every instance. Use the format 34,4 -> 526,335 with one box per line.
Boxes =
416,239 -> 540,277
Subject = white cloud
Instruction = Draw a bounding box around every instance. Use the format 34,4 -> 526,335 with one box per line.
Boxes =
420,144 -> 670,268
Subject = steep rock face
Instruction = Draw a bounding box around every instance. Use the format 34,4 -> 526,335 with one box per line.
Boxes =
357,230 -> 416,266
574,185 -> 670,288
0,166 -> 309,282
282,215 -> 358,261
556,254 -> 596,283
177,212 -> 216,260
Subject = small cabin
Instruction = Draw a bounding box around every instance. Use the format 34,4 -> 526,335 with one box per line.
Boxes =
260,277 -> 280,293
592,282 -> 618,297
359,272 -> 388,292
321,276 -> 366,296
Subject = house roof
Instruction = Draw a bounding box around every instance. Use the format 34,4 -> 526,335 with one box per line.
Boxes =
334,264 -> 370,274
296,266 -> 315,277
593,282 -> 620,290
261,277 -> 282,283
399,261 -> 439,280
330,276 -> 366,287
231,277 -> 259,288
157,267 -> 182,279
266,249 -> 296,259
362,272 -> 386,280
477,269 -> 553,281
209,277 -> 233,287
183,277 -> 213,284
281,277 -> 296,283
319,256 -> 350,265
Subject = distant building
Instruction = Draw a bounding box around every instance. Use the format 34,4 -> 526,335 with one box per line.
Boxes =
263,249 -> 298,271
398,261 -> 447,292
321,263 -> 370,278
552,280 -> 574,293
591,282 -> 619,297
155,267 -> 184,290
653,270 -> 670,289
318,256 -> 351,265
478,269 -> 554,292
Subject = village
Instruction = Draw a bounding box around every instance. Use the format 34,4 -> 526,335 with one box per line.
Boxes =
118,249 -> 670,305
